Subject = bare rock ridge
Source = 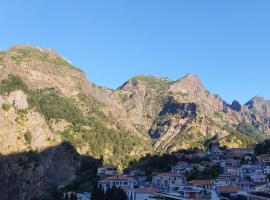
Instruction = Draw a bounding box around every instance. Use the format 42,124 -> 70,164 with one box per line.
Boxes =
0,45 -> 270,199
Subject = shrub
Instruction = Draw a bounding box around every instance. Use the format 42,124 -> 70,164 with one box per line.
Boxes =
2,103 -> 11,111
28,88 -> 88,124
0,74 -> 28,95
24,130 -> 32,145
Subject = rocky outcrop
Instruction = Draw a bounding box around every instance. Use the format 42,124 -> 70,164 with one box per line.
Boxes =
1,45 -> 270,199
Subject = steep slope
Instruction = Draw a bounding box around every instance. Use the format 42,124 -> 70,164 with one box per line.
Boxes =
0,46 -> 154,199
116,74 -> 270,152
0,45 -> 270,199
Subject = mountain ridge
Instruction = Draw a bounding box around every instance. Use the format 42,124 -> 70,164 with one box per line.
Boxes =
0,44 -> 270,199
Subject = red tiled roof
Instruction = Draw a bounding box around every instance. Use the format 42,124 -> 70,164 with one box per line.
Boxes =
257,154 -> 270,160
100,175 -> 134,183
219,187 -> 238,193
134,188 -> 158,194
159,172 -> 183,177
188,180 -> 212,185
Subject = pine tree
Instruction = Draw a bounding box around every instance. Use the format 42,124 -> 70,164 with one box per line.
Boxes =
92,185 -> 104,200
69,193 -> 77,200
64,193 -> 69,200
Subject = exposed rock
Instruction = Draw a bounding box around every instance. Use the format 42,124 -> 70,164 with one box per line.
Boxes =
0,45 -> 270,199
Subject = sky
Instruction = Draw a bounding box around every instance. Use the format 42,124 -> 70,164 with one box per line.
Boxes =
0,0 -> 270,104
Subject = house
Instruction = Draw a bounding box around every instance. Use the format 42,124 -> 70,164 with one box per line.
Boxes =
133,187 -> 157,200
255,183 -> 270,192
228,148 -> 254,156
225,166 -> 241,176
214,177 -> 231,187
219,159 -> 240,168
232,181 -> 254,191
128,170 -> 147,184
76,192 -> 90,200
98,175 -> 136,200
171,161 -> 191,174
154,186 -> 211,200
250,173 -> 268,184
97,165 -> 118,177
244,154 -> 253,162
241,164 -> 263,176
208,143 -> 224,155
219,187 -> 239,199
152,173 -> 186,190
187,180 -> 213,189
215,174 -> 241,187
190,163 -> 206,172
257,154 -> 270,164
263,164 -> 270,175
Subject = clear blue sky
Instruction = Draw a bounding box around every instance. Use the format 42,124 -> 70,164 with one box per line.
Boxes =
1,0 -> 270,103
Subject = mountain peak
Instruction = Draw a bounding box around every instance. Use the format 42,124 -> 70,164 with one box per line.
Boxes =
230,100 -> 242,112
169,73 -> 206,97
176,73 -> 201,85
245,96 -> 270,116
9,44 -> 63,59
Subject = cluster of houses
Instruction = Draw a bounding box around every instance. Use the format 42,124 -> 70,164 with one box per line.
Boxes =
77,144 -> 270,200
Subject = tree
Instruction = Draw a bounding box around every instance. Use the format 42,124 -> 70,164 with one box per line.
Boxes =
116,188 -> 128,200
91,185 -> 104,200
69,193 -> 77,200
64,193 -> 69,200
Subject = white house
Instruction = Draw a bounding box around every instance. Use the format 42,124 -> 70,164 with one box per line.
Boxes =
152,173 -> 186,190
98,175 -> 136,200
250,173 -> 268,183
171,161 -> 191,174
97,165 -> 118,177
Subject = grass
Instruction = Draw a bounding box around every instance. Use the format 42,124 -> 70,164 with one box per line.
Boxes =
132,74 -> 170,90
10,47 -> 82,71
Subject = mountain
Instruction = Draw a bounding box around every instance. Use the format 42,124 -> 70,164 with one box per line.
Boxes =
0,45 -> 270,199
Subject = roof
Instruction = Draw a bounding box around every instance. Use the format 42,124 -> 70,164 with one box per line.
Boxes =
219,187 -> 238,193
134,187 -> 158,194
99,175 -> 134,183
176,161 -> 189,167
188,180 -> 213,185
230,148 -> 254,151
159,172 -> 184,177
257,154 -> 270,160
233,181 -> 253,186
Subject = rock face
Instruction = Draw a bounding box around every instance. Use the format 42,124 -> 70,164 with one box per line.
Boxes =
0,45 -> 270,199
245,96 -> 270,117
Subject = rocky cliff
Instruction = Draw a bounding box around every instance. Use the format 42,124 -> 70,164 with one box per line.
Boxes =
0,45 -> 269,199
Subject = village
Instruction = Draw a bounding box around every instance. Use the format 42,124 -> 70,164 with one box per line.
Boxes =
71,144 -> 270,200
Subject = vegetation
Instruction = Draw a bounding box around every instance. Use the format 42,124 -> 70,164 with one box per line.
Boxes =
237,122 -> 269,142
0,74 -> 28,95
2,103 -> 11,111
10,47 -> 82,71
132,74 -> 170,88
60,122 -> 152,168
186,165 -> 223,181
124,153 -> 178,180
255,139 -> 270,155
24,130 -> 32,145
223,125 -> 256,147
92,185 -> 127,200
28,88 -> 88,124
63,156 -> 102,193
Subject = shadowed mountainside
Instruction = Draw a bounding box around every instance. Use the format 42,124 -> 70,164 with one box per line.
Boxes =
0,142 -> 102,200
